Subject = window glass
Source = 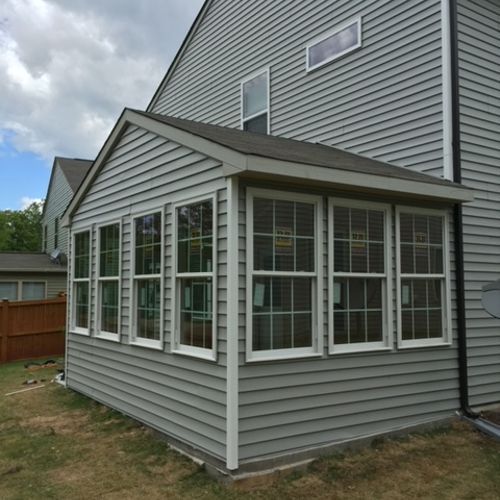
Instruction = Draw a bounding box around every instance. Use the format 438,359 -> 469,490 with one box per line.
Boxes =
74,231 -> 90,279
101,281 -> 119,334
308,20 -> 360,70
135,213 -> 162,275
100,224 -> 120,277
75,282 -> 89,329
136,279 -> 161,340
243,72 -> 267,118
21,282 -> 45,301
254,198 -> 315,272
0,282 -> 18,301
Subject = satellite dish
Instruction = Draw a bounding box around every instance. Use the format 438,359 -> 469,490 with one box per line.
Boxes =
481,280 -> 500,319
50,249 -> 61,264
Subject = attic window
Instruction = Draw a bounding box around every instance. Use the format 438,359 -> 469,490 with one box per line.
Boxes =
306,18 -> 362,71
241,69 -> 269,134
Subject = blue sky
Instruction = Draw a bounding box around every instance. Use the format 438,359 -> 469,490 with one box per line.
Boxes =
0,0 -> 203,212
0,132 -> 50,210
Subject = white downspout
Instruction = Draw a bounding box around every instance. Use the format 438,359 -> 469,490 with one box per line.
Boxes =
442,0 -> 454,181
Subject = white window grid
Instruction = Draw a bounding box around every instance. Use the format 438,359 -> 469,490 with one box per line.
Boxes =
95,220 -> 122,341
71,228 -> 92,336
396,207 -> 451,348
246,188 -> 323,362
172,193 -> 217,361
129,209 -> 164,350
328,198 -> 393,354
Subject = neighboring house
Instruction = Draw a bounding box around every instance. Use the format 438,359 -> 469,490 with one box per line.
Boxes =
61,0 -> 500,475
0,157 -> 92,302
42,157 -> 93,258
0,253 -> 66,301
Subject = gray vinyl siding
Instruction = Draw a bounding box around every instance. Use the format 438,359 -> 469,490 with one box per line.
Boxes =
238,182 -> 458,462
0,272 -> 66,300
151,0 -> 444,177
67,125 -> 229,460
457,0 -> 500,406
43,163 -> 73,256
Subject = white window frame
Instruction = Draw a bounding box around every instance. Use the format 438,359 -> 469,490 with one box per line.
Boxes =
328,198 -> 393,354
246,188 -> 323,362
396,206 -> 452,348
0,281 -> 47,301
240,67 -> 271,134
71,227 -> 92,336
129,208 -> 165,350
306,18 -> 362,72
95,220 -> 122,342
172,193 -> 218,361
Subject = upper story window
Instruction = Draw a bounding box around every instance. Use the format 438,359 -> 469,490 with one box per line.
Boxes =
241,69 -> 269,134
306,18 -> 362,71
54,217 -> 59,249
72,230 -> 91,334
397,209 -> 450,348
97,222 -> 121,339
131,212 -> 163,348
174,196 -> 216,360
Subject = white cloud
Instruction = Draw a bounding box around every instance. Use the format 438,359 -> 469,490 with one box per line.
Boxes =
20,196 -> 43,209
0,0 -> 204,162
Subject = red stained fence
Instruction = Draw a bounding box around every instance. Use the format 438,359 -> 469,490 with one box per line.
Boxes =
0,297 -> 66,363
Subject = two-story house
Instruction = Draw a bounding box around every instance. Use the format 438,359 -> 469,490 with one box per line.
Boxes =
61,0 -> 499,475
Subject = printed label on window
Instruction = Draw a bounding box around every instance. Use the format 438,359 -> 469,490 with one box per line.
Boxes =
334,282 -> 342,304
254,283 -> 266,307
415,232 -> 427,247
402,285 -> 410,305
275,227 -> 293,254
184,286 -> 191,308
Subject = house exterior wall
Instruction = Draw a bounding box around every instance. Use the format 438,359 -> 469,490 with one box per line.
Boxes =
43,163 -> 73,256
67,125 -> 229,461
0,272 -> 66,300
457,0 -> 500,406
151,0 -> 445,178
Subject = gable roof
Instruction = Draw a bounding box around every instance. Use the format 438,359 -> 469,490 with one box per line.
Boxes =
0,253 -> 66,273
146,0 -> 212,111
57,157 -> 93,193
62,108 -> 473,226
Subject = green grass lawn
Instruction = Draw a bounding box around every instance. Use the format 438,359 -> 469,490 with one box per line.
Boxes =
1,359 -> 500,499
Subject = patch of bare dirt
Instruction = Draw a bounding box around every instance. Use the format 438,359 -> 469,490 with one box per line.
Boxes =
22,411 -> 91,437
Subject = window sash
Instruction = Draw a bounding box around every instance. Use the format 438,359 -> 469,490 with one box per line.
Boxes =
241,69 -> 269,133
247,189 -> 322,361
71,230 -> 91,334
173,196 -> 216,359
396,209 -> 450,347
329,200 -> 392,354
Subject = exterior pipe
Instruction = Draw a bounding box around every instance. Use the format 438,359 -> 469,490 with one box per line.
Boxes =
449,0 -> 477,418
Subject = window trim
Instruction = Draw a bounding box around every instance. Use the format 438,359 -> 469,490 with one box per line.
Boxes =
395,206 -> 452,349
70,227 -> 92,336
240,67 -> 271,134
306,18 -> 363,72
328,198 -> 393,354
129,208 -> 165,350
171,193 -> 218,362
0,280 -> 47,301
95,220 -> 122,342
246,187 -> 324,362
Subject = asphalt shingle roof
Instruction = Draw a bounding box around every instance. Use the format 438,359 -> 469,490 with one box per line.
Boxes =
134,110 -> 464,189
57,157 -> 93,193
0,253 -> 66,273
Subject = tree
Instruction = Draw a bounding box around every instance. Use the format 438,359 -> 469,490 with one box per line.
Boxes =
0,202 -> 44,252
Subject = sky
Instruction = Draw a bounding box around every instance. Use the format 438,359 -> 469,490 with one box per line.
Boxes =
0,0 -> 204,210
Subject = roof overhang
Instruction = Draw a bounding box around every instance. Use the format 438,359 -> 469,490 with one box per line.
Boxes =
62,109 -> 473,226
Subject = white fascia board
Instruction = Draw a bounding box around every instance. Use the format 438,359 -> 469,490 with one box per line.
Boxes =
240,156 -> 474,203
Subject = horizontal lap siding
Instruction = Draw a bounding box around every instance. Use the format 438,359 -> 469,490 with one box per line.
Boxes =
68,125 -> 228,460
43,165 -> 73,255
152,0 -> 444,177
238,182 -> 459,461
458,0 -> 500,406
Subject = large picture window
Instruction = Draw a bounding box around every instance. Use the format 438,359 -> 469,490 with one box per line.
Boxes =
97,222 -> 120,339
241,69 -> 269,134
397,209 -> 450,347
247,189 -> 322,361
329,200 -> 391,353
72,229 -> 91,334
174,197 -> 216,359
131,211 -> 162,347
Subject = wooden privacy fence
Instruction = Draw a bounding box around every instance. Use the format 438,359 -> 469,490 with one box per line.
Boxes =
0,297 -> 66,363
